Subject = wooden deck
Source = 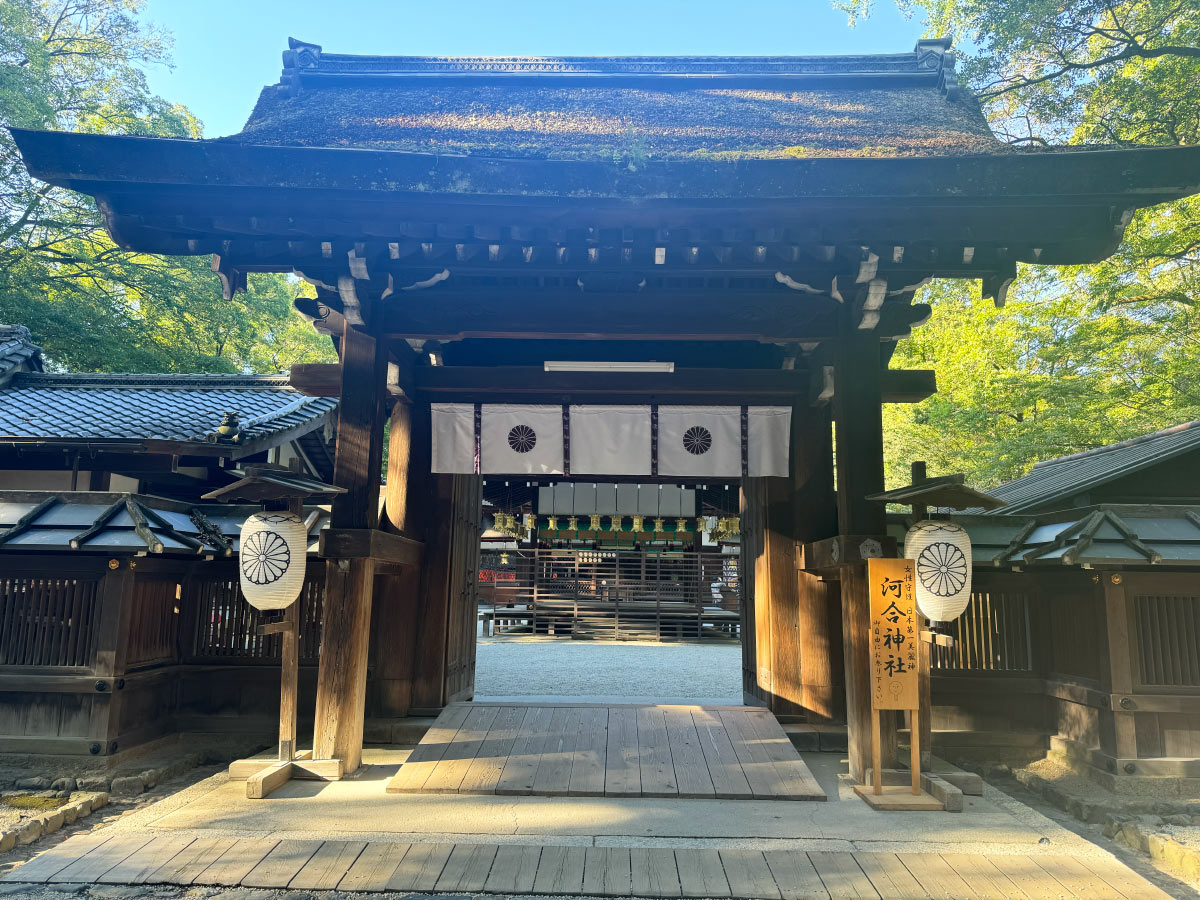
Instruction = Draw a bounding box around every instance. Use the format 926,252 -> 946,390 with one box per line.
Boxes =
386,702 -> 825,800
3,832 -> 1177,899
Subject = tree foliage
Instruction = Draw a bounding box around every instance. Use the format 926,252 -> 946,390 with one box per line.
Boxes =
0,0 -> 334,372
836,0 -> 1200,488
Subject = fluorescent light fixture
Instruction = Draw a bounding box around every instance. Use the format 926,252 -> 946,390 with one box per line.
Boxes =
543,361 -> 675,373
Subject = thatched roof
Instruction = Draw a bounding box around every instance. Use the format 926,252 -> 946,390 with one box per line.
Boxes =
226,39 -> 1007,160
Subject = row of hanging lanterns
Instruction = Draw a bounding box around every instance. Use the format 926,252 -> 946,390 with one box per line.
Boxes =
505,514 -> 741,537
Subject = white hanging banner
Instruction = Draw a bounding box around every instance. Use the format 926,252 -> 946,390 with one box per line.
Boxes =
481,404 -> 564,474
431,403 -> 475,474
747,406 -> 792,477
657,406 -> 741,478
569,405 -> 651,475
430,403 -> 791,476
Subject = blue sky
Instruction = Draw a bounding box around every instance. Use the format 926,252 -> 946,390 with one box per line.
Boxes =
140,0 -> 926,137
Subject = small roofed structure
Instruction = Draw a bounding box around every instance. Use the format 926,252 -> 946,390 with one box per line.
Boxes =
0,370 -> 338,498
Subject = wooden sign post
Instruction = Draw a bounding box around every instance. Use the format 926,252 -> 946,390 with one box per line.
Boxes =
854,557 -> 938,809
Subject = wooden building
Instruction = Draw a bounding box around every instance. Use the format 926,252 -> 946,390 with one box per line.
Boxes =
0,349 -> 340,757
11,38 -> 1200,783
915,422 -> 1200,785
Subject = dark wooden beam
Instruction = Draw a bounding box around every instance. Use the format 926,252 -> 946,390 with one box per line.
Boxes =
289,363 -> 341,397
318,527 -> 423,568
880,369 -> 936,404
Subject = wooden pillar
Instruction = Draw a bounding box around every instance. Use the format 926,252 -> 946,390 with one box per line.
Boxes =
840,562 -> 872,784
88,561 -> 134,756
1101,571 -> 1138,761
832,310 -> 895,775
313,322 -> 387,772
371,398 -> 430,719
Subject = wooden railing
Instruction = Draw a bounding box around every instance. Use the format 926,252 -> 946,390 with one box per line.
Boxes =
186,569 -> 324,664
0,576 -> 99,668
933,588 -> 1033,673
477,547 -> 739,641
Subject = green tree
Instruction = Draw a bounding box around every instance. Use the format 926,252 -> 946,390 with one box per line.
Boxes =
836,0 -> 1200,487
0,0 -> 334,372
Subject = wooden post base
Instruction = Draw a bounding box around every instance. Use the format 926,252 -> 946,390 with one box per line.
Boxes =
228,751 -> 345,799
853,783 -> 944,811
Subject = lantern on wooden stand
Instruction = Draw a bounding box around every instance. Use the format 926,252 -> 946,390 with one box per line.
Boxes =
865,462 -> 1007,782
202,463 -> 345,799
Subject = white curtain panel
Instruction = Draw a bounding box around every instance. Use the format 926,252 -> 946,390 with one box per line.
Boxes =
431,403 -> 475,473
569,405 -> 652,475
747,406 -> 792,477
481,404 -> 564,474
657,406 -> 741,477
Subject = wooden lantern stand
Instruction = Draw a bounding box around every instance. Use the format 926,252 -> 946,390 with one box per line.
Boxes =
854,462 -> 1002,811
203,464 -> 347,799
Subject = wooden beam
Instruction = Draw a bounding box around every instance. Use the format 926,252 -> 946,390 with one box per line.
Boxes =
318,528 -> 423,567
246,761 -> 293,799
881,369 -> 937,404
415,366 -> 809,398
840,563 -> 872,784
289,363 -> 341,397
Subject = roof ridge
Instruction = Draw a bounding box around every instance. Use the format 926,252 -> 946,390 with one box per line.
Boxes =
10,372 -> 293,388
278,36 -> 963,99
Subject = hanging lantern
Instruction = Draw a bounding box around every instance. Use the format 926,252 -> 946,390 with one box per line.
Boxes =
239,512 -> 308,610
632,515 -> 645,533
653,518 -> 665,533
609,515 -> 623,532
589,514 -> 602,532
675,518 -> 689,534
500,552 -> 510,566
547,516 -> 558,532
567,516 -> 579,532
904,520 -> 973,623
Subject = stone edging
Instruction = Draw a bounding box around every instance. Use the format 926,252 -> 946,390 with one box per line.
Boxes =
0,792 -> 108,851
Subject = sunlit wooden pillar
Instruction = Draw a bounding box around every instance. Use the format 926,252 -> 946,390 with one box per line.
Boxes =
313,321 -> 387,772
371,397 -> 431,718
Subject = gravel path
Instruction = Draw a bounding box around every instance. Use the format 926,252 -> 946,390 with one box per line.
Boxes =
475,636 -> 743,703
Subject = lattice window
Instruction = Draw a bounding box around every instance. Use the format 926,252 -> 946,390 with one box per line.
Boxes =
188,571 -> 323,663
0,577 -> 98,668
933,589 -> 1033,672
1134,594 -> 1200,688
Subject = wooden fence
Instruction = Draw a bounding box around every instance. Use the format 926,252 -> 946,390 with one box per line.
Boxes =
477,547 -> 739,641
0,575 -> 99,668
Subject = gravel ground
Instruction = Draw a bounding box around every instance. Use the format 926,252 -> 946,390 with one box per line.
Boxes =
474,635 -> 742,702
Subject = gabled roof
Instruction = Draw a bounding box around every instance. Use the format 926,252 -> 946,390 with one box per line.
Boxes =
0,491 -> 329,556
957,506 -> 1200,568
0,325 -> 43,381
986,420 -> 1200,514
0,373 -> 337,456
232,38 -> 1003,160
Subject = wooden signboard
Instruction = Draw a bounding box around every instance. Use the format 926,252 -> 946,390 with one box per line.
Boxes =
866,558 -> 922,798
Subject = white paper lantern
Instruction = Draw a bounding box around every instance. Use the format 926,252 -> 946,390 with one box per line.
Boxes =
904,520 -> 973,623
239,512 -> 308,610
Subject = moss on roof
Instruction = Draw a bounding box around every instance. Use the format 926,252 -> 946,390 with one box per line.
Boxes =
228,82 -> 1007,161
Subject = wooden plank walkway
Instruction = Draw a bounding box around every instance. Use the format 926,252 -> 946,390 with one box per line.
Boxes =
3,834 -> 1178,900
387,702 -> 826,801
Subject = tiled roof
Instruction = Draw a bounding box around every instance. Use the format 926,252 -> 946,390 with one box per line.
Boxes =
228,38 -> 1006,160
956,506 -> 1200,568
0,325 -> 43,379
0,491 -> 329,556
986,421 -> 1200,514
0,373 -> 337,448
